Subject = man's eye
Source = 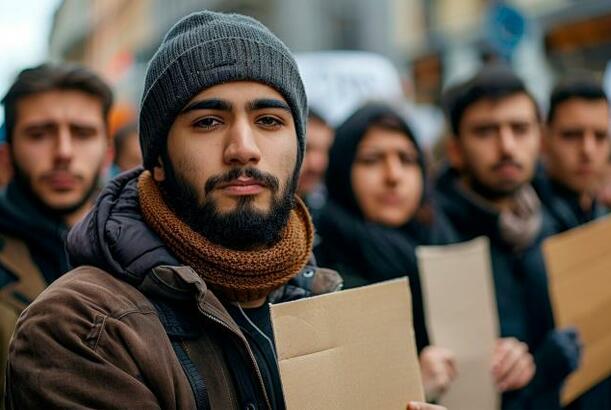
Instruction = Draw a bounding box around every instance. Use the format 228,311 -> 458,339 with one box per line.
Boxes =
194,117 -> 221,129
26,130 -> 48,141
257,116 -> 283,128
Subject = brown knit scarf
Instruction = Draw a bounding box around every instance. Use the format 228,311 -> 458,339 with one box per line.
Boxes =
138,171 -> 314,302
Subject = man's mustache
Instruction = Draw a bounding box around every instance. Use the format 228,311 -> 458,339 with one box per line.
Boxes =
204,167 -> 280,195
492,158 -> 523,172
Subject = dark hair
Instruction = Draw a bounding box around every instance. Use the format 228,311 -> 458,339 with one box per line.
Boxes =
1,62 -> 113,143
113,122 -> 138,163
548,76 -> 608,123
443,64 -> 540,136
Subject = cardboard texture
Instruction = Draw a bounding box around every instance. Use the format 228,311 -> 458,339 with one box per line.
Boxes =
543,216 -> 611,404
270,278 -> 424,409
417,237 -> 500,410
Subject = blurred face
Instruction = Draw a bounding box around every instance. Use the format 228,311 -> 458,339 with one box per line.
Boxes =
10,90 -> 110,219
450,94 -> 541,200
297,117 -> 334,196
115,131 -> 142,172
544,98 -> 609,194
155,81 -> 298,250
351,127 -> 422,227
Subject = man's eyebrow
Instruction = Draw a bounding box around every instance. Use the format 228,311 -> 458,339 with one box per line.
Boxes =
181,99 -> 232,113
247,98 -> 291,113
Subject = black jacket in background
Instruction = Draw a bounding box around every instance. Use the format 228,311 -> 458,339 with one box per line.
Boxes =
435,166 -> 578,410
0,181 -> 70,292
532,165 -> 609,234
532,167 -> 611,410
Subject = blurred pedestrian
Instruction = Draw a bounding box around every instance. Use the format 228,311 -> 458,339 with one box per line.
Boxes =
437,64 -> 580,410
0,62 -> 113,399
314,102 -> 457,401
296,108 -> 334,222
111,121 -> 142,174
534,77 -> 610,233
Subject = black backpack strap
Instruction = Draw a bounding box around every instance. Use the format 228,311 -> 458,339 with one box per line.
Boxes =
149,298 -> 211,410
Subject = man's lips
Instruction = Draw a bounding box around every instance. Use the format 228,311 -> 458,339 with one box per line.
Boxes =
42,172 -> 80,190
217,178 -> 266,196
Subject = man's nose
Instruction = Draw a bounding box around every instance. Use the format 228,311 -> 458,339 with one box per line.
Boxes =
223,120 -> 262,166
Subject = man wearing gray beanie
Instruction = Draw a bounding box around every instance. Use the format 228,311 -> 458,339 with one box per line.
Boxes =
5,11 -> 443,410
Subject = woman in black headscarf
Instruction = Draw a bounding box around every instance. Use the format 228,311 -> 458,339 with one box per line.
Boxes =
314,102 -> 457,401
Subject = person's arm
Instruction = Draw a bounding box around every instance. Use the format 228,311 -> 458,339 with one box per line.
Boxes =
5,287 -> 186,409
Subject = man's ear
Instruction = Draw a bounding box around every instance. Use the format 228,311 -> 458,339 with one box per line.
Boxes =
446,136 -> 464,170
153,155 -> 166,182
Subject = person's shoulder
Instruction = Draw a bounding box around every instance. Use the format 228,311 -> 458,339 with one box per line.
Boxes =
22,266 -> 155,325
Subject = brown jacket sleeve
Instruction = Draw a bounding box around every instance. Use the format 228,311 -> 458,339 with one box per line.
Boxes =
5,268 -> 194,410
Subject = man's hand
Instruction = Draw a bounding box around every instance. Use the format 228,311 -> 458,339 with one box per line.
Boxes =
491,337 -> 535,392
407,402 -> 447,410
419,346 -> 457,401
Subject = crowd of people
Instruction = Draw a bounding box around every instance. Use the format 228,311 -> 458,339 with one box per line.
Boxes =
0,9 -> 609,410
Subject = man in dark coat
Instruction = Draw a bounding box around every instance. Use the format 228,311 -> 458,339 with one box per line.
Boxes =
436,64 -> 581,410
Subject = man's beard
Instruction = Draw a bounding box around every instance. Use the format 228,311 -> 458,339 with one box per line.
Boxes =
161,160 -> 296,251
11,160 -> 100,220
464,157 -> 527,201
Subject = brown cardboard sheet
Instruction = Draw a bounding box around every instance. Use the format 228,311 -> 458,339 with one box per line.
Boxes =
417,236 -> 500,410
270,278 -> 424,409
543,216 -> 611,404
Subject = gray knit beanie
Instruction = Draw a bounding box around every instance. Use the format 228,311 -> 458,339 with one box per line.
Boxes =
139,10 -> 307,170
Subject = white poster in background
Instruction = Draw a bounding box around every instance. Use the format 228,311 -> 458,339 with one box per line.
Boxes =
417,237 -> 500,410
295,51 -> 404,127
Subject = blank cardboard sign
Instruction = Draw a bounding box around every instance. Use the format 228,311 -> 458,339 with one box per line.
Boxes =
417,237 -> 500,410
270,278 -> 424,409
543,216 -> 611,404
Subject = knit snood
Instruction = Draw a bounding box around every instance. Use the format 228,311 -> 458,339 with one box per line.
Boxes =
138,170 -> 314,302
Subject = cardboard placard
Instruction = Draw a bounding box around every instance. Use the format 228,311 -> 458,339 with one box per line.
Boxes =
417,237 -> 500,410
543,216 -> 611,404
270,278 -> 424,409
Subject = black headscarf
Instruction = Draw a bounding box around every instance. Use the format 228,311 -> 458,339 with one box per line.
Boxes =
315,102 -> 450,351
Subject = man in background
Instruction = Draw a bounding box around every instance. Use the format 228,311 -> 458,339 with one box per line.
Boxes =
535,77 -> 609,233
436,64 -> 581,410
0,62 -> 113,396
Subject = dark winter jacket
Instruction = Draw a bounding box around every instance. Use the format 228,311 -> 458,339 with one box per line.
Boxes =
532,166 -> 608,233
6,168 -> 342,409
0,181 -> 71,403
435,166 -> 580,410
532,167 -> 611,410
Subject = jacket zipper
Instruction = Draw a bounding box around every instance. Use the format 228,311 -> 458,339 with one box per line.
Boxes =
198,307 -> 272,409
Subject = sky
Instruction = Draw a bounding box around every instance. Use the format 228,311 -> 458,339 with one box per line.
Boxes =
0,0 -> 61,124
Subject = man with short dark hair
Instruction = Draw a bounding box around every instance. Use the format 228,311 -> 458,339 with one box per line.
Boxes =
436,64 -> 581,410
6,12 -> 441,410
534,77 -> 610,233
0,62 -> 113,398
